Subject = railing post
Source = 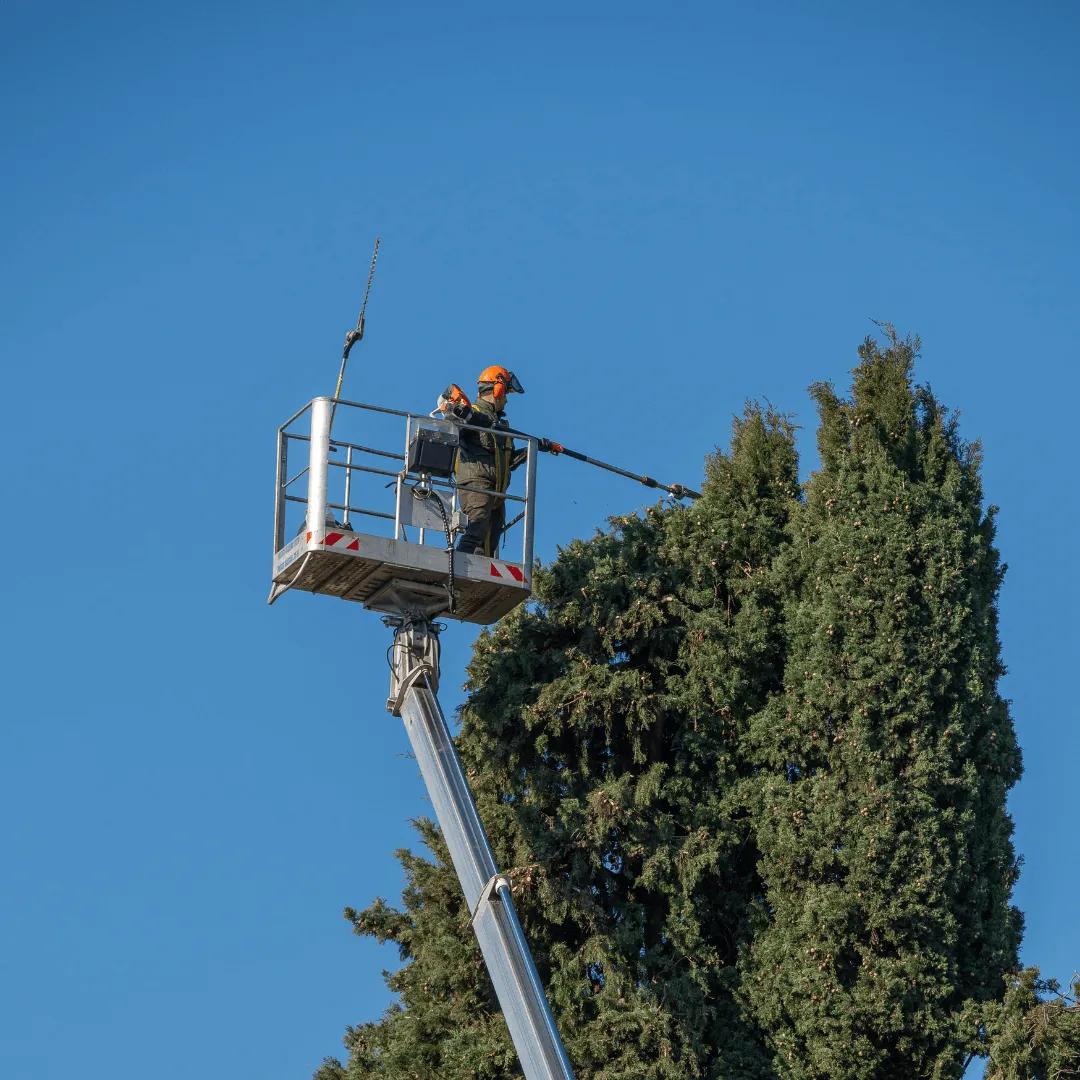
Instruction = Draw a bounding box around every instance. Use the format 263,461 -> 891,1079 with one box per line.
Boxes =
343,446 -> 353,528
307,397 -> 332,542
274,426 -> 288,555
522,437 -> 537,572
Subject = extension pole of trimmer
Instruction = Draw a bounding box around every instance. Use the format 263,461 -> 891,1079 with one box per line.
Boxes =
490,424 -> 701,500
556,446 -> 701,500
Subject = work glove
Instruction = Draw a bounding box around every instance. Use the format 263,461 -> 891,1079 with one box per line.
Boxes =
538,438 -> 563,454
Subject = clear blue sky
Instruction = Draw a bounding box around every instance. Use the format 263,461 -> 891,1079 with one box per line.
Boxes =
2,3 -> 1077,1077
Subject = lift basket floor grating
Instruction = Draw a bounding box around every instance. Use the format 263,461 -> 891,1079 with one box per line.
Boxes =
273,529 -> 529,624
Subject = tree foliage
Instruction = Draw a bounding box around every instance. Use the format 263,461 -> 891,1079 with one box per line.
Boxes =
979,968 -> 1080,1080
316,328 -> 1026,1080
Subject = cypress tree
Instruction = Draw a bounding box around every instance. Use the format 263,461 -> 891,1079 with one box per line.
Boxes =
740,328 -> 1022,1079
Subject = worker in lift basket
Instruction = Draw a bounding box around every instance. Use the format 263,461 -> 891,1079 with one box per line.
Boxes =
440,366 -> 562,557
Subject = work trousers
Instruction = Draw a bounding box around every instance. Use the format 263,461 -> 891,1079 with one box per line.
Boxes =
456,482 -> 505,557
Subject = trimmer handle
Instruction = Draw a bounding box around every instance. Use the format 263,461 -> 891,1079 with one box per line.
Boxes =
436,384 -> 472,414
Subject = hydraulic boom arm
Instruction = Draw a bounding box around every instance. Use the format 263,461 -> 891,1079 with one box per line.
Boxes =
386,611 -> 577,1080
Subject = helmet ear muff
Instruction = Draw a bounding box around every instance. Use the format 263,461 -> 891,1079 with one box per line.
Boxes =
492,380 -> 507,402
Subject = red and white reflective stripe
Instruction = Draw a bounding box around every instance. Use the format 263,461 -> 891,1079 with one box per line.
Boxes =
306,531 -> 527,581
489,560 -> 527,584
308,530 -> 361,552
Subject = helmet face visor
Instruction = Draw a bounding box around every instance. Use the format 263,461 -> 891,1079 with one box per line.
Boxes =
505,371 -> 525,394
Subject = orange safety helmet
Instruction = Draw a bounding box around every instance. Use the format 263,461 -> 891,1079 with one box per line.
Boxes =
477,365 -> 525,402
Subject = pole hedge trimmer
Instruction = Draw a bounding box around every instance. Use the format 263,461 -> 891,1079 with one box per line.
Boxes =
330,236 -> 380,431
434,384 -> 701,501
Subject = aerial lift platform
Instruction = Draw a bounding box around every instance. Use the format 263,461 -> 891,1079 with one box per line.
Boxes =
270,395 -> 576,1080
270,395 -> 535,622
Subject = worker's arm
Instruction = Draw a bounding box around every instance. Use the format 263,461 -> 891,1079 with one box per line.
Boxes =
446,402 -> 496,428
510,437 -> 562,471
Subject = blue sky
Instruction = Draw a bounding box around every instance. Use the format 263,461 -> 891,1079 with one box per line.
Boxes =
2,3 -> 1077,1077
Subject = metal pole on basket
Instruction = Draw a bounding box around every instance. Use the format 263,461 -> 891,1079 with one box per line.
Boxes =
307,397 -> 332,542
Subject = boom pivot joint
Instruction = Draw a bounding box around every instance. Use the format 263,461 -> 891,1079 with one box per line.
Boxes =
385,610 -> 442,715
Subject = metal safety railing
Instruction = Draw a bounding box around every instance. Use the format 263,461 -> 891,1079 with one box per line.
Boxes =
273,397 -> 537,569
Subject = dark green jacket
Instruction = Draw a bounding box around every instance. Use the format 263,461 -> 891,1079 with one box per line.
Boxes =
452,398 -> 527,492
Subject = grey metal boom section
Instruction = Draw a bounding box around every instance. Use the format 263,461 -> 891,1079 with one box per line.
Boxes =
388,618 -> 576,1080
